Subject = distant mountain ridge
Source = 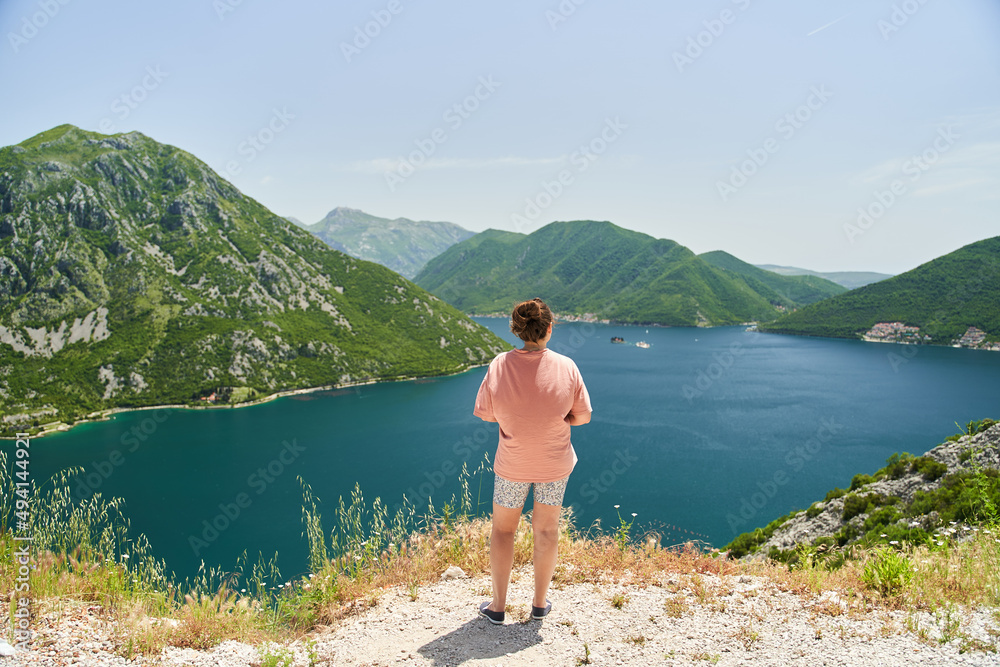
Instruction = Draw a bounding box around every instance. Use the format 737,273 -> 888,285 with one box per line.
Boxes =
0,125 -> 507,434
760,236 -> 1000,343
304,207 -> 474,279
755,264 -> 892,290
699,251 -> 846,308
414,221 -> 846,326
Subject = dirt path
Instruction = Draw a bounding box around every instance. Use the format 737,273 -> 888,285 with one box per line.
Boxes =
5,566 -> 997,666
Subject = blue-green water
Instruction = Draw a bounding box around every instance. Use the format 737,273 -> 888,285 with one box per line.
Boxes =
17,319 -> 1000,580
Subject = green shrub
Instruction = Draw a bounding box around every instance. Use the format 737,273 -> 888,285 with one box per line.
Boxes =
861,522 -> 930,547
947,418 -> 998,441
768,545 -> 793,563
863,506 -> 902,533
842,493 -> 895,521
811,536 -> 837,549
834,524 -> 859,546
726,531 -> 764,560
966,418 -> 997,436
907,471 -> 1000,525
842,494 -> 870,521
806,503 -> 824,518
258,645 -> 294,667
862,548 -> 914,596
724,511 -> 802,558
882,453 -> 914,480
850,474 -> 873,491
824,487 -> 847,502
910,456 -> 948,481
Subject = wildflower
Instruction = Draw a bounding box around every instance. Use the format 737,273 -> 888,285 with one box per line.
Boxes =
241,589 -> 246,593
632,513 -> 638,518
909,521 -> 920,527
614,505 -> 620,509
121,553 -> 130,560
889,541 -> 899,545
936,541 -> 944,546
950,521 -> 957,525
880,534 -> 888,538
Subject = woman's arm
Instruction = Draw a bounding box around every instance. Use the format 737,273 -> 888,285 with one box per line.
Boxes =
565,411 -> 591,426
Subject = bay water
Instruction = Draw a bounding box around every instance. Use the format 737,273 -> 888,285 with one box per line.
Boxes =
20,319 -> 1000,581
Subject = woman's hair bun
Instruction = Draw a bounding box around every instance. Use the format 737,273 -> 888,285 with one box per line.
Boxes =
510,297 -> 552,343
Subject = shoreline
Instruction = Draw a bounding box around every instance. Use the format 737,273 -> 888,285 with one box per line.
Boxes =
3,362 -> 489,441
761,327 -> 1000,351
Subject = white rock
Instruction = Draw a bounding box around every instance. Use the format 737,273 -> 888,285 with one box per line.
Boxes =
440,565 -> 467,580
0,640 -> 15,656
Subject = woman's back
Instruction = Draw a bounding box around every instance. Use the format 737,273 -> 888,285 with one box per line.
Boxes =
474,347 -> 590,483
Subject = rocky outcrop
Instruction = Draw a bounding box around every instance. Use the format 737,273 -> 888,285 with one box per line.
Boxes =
0,307 -> 109,357
757,423 -> 1000,553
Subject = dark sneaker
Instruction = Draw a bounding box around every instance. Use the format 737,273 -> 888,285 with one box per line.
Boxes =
531,599 -> 552,620
479,601 -> 504,625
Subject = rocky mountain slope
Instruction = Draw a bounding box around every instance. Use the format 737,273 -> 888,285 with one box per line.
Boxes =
727,421 -> 1000,560
0,125 -> 507,434
415,221 -> 842,326
304,207 -> 474,279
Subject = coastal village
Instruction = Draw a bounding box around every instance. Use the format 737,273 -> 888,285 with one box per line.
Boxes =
863,322 -> 1000,351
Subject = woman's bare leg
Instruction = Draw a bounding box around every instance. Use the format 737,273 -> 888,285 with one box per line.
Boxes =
530,501 -> 562,608
488,503 -> 523,612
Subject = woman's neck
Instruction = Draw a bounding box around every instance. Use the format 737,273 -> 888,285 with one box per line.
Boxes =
521,341 -> 546,351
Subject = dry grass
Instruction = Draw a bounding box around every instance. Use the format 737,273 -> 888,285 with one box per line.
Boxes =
663,597 -> 690,618
4,489 -> 999,659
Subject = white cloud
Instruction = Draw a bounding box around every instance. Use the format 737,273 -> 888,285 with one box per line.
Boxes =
806,14 -> 851,37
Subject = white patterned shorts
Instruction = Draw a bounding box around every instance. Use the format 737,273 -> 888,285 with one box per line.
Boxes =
493,474 -> 570,509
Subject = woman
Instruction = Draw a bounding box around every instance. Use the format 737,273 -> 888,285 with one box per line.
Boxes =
473,298 -> 592,624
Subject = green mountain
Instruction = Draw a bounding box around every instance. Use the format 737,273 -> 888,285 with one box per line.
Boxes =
755,264 -> 892,290
0,125 -> 507,434
699,251 -> 846,308
414,221 -> 832,326
760,237 -> 1000,343
305,208 -> 474,279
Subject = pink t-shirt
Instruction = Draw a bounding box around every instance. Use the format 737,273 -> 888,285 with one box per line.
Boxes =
473,348 -> 593,483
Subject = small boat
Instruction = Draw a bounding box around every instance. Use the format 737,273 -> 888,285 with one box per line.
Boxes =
636,341 -> 650,349
611,336 -> 626,344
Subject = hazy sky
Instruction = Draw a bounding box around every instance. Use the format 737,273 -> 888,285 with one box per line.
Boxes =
2,0 -> 998,274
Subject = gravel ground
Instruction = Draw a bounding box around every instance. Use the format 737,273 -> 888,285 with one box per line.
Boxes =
3,566 -> 998,666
